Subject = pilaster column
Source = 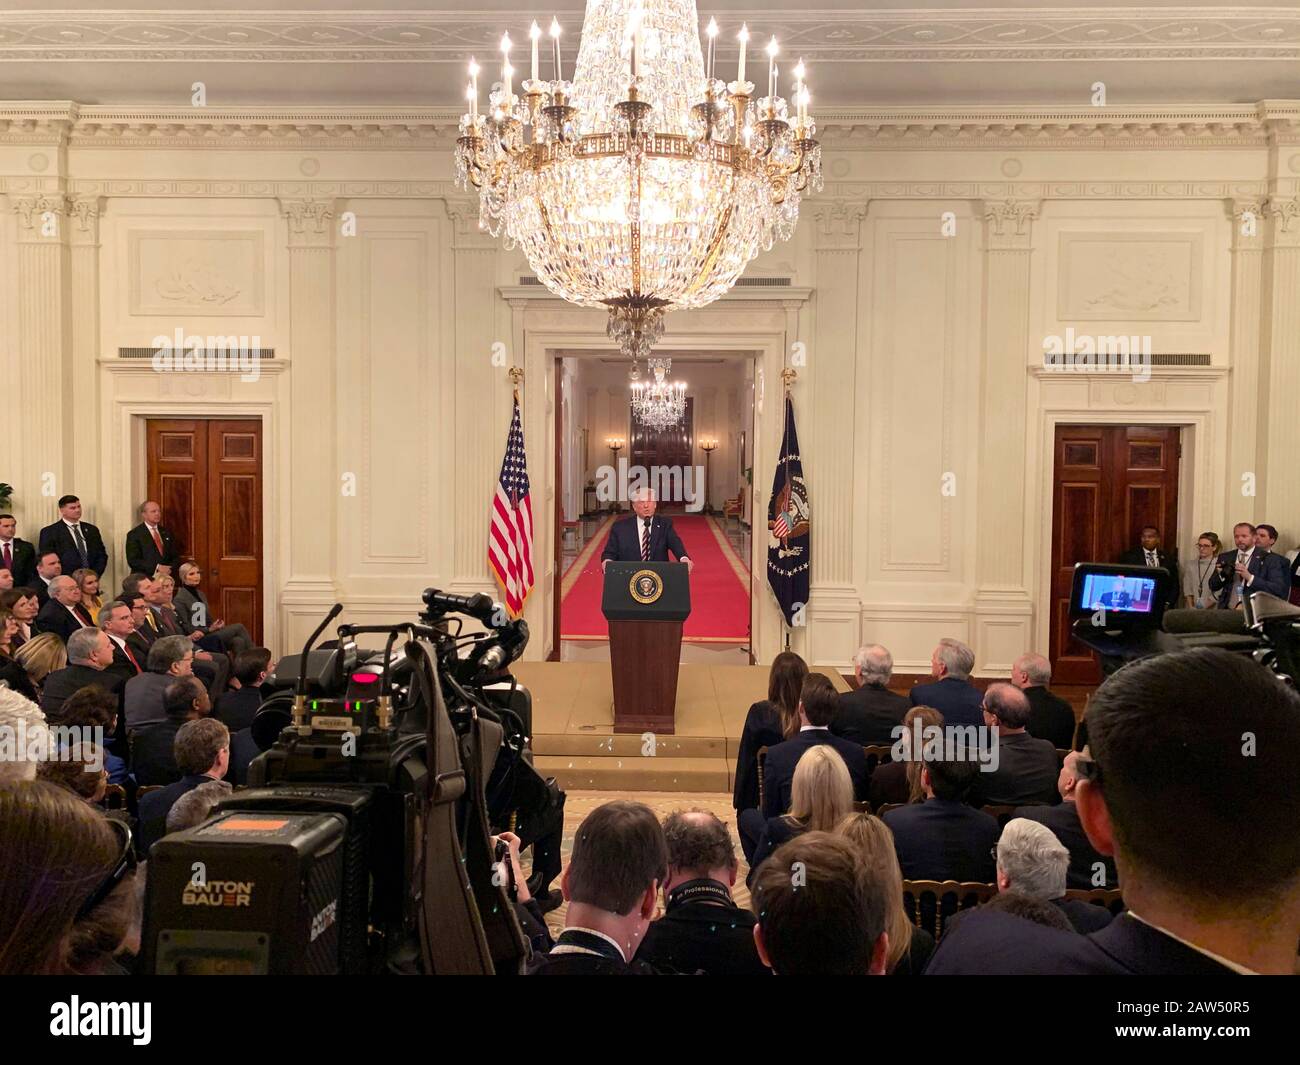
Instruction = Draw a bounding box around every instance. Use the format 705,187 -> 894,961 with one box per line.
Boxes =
1225,198 -> 1265,524
1259,195 -> 1300,533
974,200 -> 1040,669
12,194 -> 72,529
278,197 -> 339,604
807,200 -> 868,665
67,195 -> 104,511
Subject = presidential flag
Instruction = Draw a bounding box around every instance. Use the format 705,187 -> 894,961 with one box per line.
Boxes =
767,393 -> 810,628
488,397 -> 535,617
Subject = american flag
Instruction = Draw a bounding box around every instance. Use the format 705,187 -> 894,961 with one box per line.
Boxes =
772,510 -> 792,539
488,396 -> 534,617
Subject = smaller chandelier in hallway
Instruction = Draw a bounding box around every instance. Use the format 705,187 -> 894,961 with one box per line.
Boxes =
631,358 -> 687,430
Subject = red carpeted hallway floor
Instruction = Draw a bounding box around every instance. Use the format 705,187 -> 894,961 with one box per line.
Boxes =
561,514 -> 750,642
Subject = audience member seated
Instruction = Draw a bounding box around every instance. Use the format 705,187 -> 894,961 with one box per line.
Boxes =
1011,652 -> 1076,750
123,635 -> 199,730
869,704 -> 943,808
163,779 -> 234,835
531,800 -> 667,975
750,832 -> 890,975
226,726 -> 263,786
33,552 -> 62,607
37,743 -> 109,805
119,576 -> 156,644
492,829 -> 555,957
926,649 -> 1300,974
837,812 -> 936,975
98,599 -> 145,685
0,686 -> 49,785
0,609 -> 40,701
213,647 -> 274,731
50,685 -> 129,786
832,643 -> 910,745
1014,749 -> 1117,889
12,631 -> 68,700
634,809 -> 768,976
137,715 -> 230,853
908,639 -> 984,726
72,568 -> 104,625
131,675 -> 212,787
34,575 -> 96,642
0,568 -> 10,593
996,818 -> 1112,932
732,650 -> 807,814
137,575 -> 228,696
970,683 -> 1059,807
956,890 -> 1074,934
0,780 -> 141,974
39,629 -> 125,717
883,755 -> 1000,883
173,561 -> 253,655
747,745 -> 853,885
0,587 -> 40,648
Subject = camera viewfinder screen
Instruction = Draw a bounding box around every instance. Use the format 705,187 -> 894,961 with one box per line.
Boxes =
1079,573 -> 1156,614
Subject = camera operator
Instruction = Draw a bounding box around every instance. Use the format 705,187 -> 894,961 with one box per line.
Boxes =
494,830 -> 554,957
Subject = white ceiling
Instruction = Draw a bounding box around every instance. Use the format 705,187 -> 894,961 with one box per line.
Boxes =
1,4 -> 1298,107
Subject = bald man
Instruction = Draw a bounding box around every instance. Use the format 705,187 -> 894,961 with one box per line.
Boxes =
971,682 -> 1061,807
1011,652 -> 1077,751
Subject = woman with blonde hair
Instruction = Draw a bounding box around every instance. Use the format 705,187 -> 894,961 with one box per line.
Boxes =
836,811 -> 936,975
11,632 -> 68,698
869,704 -> 946,808
746,744 -> 854,884
72,568 -> 104,624
733,650 -> 809,814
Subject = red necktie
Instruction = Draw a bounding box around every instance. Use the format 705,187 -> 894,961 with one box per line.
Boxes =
150,526 -> 164,555
75,606 -> 92,627
2,542 -> 10,570
120,641 -> 141,673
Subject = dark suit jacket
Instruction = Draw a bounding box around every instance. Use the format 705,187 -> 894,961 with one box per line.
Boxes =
123,672 -> 174,729
1023,685 -> 1076,750
635,898 -> 768,976
1054,897 -> 1114,933
733,700 -> 783,811
39,664 -> 124,717
104,638 -> 144,686
1208,547 -> 1289,607
38,520 -> 108,577
868,760 -> 909,808
0,537 -> 37,588
748,815 -> 806,884
760,728 -> 870,819
924,909 -> 1240,975
137,772 -> 211,855
907,676 -> 984,728
970,731 -> 1060,807
1013,799 -> 1118,889
34,598 -> 95,642
1289,552 -> 1300,606
883,798 -> 999,883
131,718 -> 186,786
34,578 -> 53,608
227,728 -> 261,786
124,522 -> 181,576
600,514 -> 689,564
1117,547 -> 1180,607
214,686 -> 262,732
832,684 -> 910,746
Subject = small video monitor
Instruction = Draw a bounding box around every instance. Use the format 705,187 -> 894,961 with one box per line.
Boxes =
1070,563 -> 1171,628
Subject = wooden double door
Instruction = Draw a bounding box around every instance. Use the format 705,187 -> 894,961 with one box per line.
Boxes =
146,419 -> 263,643
1049,425 -> 1181,685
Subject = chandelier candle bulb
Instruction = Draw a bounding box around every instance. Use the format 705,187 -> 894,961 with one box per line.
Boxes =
766,37 -> 778,105
501,32 -> 512,97
737,23 -> 749,84
530,21 -> 541,83
468,57 -> 479,120
550,18 -> 563,81
705,17 -> 718,81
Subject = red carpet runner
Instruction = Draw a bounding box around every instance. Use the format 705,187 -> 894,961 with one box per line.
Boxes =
561,514 -> 750,642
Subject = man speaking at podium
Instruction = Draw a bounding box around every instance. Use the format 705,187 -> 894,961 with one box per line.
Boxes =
602,488 -> 694,574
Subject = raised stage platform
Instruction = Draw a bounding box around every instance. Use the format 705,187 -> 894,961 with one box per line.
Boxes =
514,661 -> 851,793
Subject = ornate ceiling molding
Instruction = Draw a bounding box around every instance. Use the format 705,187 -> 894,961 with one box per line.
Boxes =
1,8 -> 1298,64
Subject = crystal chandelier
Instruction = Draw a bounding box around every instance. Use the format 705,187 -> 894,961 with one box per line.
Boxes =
630,358 -> 688,430
455,1 -> 822,361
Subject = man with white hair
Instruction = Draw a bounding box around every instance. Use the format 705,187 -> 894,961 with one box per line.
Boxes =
601,487 -> 694,572
0,685 -> 50,785
907,638 -> 984,727
996,818 -> 1113,932
33,575 -> 95,642
38,628 -> 124,717
832,644 -> 909,745
1011,652 -> 1076,750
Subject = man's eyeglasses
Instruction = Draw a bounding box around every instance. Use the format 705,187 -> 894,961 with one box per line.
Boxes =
76,817 -> 136,920
1074,752 -> 1103,786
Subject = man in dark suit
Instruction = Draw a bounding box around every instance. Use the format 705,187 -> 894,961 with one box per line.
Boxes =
635,810 -> 768,976
1209,521 -> 1289,609
970,683 -> 1060,807
908,638 -> 984,727
136,716 -> 230,854
123,634 -> 200,730
883,756 -> 1000,882
1010,652 -> 1076,750
0,514 -> 37,589
757,674 -> 869,819
34,576 -> 95,642
928,649 -> 1300,974
213,647 -> 272,732
124,500 -> 182,576
98,599 -> 146,685
1014,751 -> 1117,889
1117,524 -> 1180,607
39,628 -> 125,717
132,675 -> 212,787
995,818 -> 1112,933
832,643 -> 909,746
33,551 -> 62,607
600,487 -> 693,572
38,495 -> 108,577
531,800 -> 666,975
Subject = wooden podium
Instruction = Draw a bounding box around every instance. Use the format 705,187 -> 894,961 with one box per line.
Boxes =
602,561 -> 692,734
